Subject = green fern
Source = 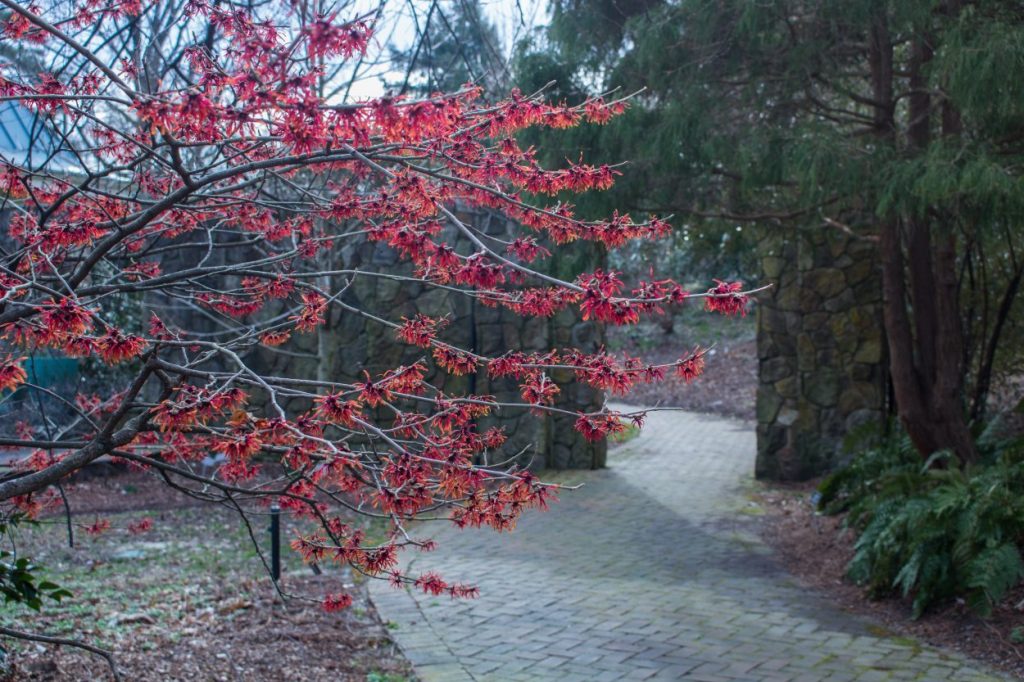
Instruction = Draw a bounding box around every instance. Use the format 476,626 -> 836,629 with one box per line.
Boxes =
965,544 -> 1024,616
819,427 -> 1024,617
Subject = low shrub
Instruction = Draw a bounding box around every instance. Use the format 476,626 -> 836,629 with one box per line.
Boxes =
818,421 -> 1024,617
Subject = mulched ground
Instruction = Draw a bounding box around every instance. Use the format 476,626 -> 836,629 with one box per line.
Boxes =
609,319 -> 757,420
5,574 -> 411,682
0,472 -> 412,682
757,482 -> 1024,680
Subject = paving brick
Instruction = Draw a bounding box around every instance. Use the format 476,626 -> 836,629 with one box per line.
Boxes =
370,408 -> 1009,681
415,663 -> 472,682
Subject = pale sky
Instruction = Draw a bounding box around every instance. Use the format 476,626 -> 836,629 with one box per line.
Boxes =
343,0 -> 549,101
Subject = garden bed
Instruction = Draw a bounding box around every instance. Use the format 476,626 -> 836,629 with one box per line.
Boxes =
0,474 -> 411,682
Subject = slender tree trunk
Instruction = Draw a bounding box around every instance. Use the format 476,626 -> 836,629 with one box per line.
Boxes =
880,219 -> 977,464
876,35 -> 978,465
971,261 -> 1024,422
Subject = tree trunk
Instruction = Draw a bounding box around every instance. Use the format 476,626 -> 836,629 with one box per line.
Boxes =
971,260 -> 1024,422
879,218 -> 978,464
875,35 -> 978,465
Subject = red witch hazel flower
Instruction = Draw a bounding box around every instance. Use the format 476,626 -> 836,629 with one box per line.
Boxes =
128,517 -> 153,534
292,292 -> 327,332
521,372 -> 559,406
98,329 -> 146,364
704,280 -> 749,316
357,372 -> 392,407
414,571 -> 450,596
84,518 -> 111,536
574,413 -> 628,442
506,237 -> 549,263
675,349 -> 706,384
315,393 -> 362,425
434,346 -> 478,376
260,330 -> 291,346
577,270 -> 639,325
39,297 -> 92,340
396,314 -> 442,348
321,592 -> 353,612
0,357 -> 26,392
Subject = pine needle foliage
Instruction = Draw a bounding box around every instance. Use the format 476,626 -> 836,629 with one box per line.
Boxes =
515,0 -> 1024,439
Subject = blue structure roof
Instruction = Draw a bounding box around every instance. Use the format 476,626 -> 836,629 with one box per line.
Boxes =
0,100 -> 78,172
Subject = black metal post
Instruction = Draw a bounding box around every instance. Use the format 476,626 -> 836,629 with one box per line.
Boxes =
269,503 -> 281,582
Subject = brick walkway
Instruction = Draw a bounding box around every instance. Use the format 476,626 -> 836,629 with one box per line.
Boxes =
370,409 -> 1007,681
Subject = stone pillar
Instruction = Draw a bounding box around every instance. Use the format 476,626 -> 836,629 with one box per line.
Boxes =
754,225 -> 887,480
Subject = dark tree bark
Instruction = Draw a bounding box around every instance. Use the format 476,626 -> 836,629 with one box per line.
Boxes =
875,33 -> 978,464
971,259 -> 1024,422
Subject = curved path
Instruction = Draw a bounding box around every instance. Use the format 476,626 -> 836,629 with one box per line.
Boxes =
370,409 -> 1006,682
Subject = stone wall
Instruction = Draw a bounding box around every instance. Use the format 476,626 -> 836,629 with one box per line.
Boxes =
254,208 -> 606,471
754,226 -> 887,480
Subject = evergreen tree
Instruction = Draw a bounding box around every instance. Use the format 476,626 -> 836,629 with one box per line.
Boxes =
392,0 -> 506,96
516,1 -> 1024,464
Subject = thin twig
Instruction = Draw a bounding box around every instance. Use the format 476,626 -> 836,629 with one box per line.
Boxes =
0,625 -> 121,682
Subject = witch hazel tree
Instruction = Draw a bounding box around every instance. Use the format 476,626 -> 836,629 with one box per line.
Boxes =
0,0 -> 756,666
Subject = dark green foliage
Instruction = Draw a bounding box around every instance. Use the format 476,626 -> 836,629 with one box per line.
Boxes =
0,514 -> 71,611
818,426 -> 923,522
819,429 -> 1024,617
0,550 -> 72,610
516,1 -> 1024,434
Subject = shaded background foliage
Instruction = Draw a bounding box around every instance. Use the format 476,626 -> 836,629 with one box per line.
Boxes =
514,0 -> 1024,450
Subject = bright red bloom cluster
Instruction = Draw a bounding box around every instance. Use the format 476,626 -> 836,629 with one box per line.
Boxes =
704,280 -> 750,316
676,350 -> 706,383
0,357 -> 26,392
321,593 -> 354,612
